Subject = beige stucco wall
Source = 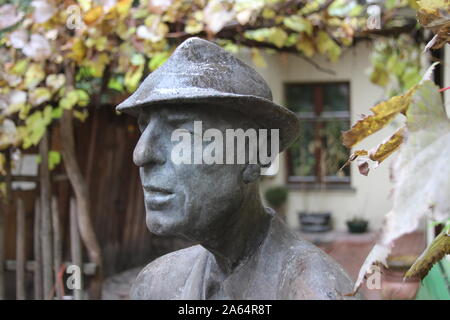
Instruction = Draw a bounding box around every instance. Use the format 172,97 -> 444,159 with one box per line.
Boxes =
238,41 -> 401,231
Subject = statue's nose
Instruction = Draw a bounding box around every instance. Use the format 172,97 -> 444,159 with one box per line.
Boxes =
133,119 -> 166,167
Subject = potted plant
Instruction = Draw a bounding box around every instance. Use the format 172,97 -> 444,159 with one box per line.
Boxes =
346,217 -> 369,233
264,186 -> 288,220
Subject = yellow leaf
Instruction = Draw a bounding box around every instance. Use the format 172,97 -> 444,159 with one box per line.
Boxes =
262,8 -> 275,19
67,39 -> 86,63
342,86 -> 417,148
185,19 -> 203,34
342,127 -> 405,175
78,0 -> 92,12
417,0 -> 449,11
84,6 -> 103,25
24,64 -> 45,89
116,0 -> 133,17
250,48 -> 267,68
369,127 -> 405,163
296,36 -> 315,57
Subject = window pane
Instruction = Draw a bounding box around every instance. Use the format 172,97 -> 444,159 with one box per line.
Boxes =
285,84 -> 314,112
320,120 -> 350,177
289,121 -> 316,177
323,83 -> 349,112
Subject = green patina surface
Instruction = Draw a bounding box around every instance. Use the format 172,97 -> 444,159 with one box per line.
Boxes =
416,258 -> 450,300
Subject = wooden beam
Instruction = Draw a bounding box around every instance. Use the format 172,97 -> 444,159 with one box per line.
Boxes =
39,131 -> 54,300
52,197 -> 62,299
16,198 -> 26,300
33,198 -> 42,300
70,198 -> 83,300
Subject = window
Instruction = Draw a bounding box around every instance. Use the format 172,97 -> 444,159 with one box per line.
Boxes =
285,82 -> 351,187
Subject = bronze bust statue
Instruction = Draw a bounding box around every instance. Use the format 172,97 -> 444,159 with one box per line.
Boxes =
116,37 -> 360,300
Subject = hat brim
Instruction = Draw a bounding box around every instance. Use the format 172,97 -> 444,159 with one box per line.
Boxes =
116,91 -> 300,152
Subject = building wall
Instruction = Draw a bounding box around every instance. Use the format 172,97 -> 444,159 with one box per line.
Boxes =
238,41 -> 401,231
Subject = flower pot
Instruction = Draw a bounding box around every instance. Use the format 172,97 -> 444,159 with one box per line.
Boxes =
346,220 -> 368,233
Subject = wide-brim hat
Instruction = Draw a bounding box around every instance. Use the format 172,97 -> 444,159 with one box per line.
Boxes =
116,37 -> 300,152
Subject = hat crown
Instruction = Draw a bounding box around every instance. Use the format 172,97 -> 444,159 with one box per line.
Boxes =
117,37 -> 273,110
158,37 -> 273,100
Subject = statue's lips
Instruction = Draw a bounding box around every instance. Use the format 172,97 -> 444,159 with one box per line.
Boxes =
143,185 -> 175,207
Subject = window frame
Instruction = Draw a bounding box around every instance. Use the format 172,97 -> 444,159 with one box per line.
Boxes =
283,81 -> 352,189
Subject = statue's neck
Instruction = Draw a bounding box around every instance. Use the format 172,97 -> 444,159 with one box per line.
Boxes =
200,187 -> 272,275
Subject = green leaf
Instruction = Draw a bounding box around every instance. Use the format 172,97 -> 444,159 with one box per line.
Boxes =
124,64 -> 144,93
244,27 -> 288,48
59,90 -> 79,110
283,16 -> 313,35
24,63 -> 45,90
131,53 -> 145,66
29,87 -> 51,106
107,76 -> 124,92
11,59 -> 29,76
73,110 -> 89,122
149,52 -> 170,71
75,89 -> 90,107
51,106 -> 63,119
48,150 -> 61,170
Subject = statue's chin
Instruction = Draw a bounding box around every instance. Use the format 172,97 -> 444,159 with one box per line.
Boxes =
146,215 -> 182,236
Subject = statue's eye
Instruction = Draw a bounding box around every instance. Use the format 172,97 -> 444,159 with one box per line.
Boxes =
137,116 -> 148,133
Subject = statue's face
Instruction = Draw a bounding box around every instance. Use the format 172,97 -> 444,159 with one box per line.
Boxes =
133,105 -> 252,241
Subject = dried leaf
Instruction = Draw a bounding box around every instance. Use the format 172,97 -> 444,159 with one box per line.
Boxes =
353,244 -> 390,293
46,74 -> 66,92
0,4 -> 24,30
204,0 -> 233,34
0,119 -> 18,150
369,127 -> 405,163
417,0 -> 450,49
9,29 -> 28,49
31,0 -> 56,24
342,87 -> 416,148
22,34 -> 51,61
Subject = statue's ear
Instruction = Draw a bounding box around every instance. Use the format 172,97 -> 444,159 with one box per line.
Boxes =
242,164 -> 260,184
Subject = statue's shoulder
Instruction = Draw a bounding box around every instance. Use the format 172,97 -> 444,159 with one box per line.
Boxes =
130,245 -> 205,299
269,219 -> 361,299
283,240 -> 360,299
